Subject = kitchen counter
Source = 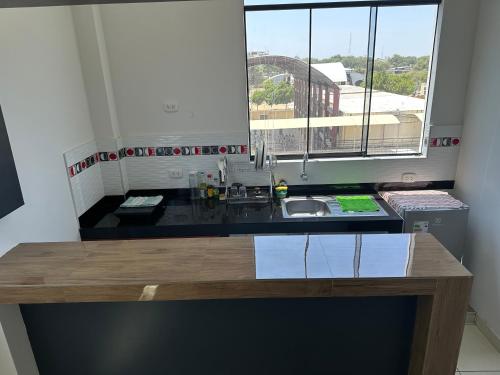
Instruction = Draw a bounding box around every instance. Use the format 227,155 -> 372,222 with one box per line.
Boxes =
0,233 -> 471,375
0,233 -> 470,304
79,193 -> 403,239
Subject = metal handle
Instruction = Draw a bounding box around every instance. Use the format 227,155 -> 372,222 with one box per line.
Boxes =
300,152 -> 309,181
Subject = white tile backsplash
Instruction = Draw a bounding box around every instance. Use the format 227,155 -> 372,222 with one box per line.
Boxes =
96,137 -> 127,195
116,137 -> 130,192
124,154 -> 252,190
64,140 -> 105,216
64,128 -> 463,215
63,140 -> 98,166
123,133 -> 249,189
100,161 -> 125,195
70,164 -> 105,216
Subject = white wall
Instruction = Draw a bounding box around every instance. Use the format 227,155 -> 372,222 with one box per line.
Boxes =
455,0 -> 500,341
72,5 -> 129,195
0,6 -> 97,374
0,6 -> 95,253
430,0 -> 479,127
72,5 -> 120,141
72,0 -> 478,188
99,0 -> 248,137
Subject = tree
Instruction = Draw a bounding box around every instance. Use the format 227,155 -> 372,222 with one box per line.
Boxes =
388,54 -> 417,68
415,56 -> 430,71
371,71 -> 417,96
374,59 -> 391,72
263,80 -> 294,106
251,90 -> 266,109
250,80 -> 294,109
274,81 -> 294,105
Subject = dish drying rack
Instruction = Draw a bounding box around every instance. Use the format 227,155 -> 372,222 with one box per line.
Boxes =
220,146 -> 276,205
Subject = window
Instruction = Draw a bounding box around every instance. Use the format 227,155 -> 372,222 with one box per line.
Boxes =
245,0 -> 439,159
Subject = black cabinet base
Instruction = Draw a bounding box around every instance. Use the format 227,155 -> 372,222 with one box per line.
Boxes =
22,297 -> 416,375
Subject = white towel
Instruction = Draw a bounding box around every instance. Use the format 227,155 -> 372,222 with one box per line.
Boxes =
120,196 -> 163,208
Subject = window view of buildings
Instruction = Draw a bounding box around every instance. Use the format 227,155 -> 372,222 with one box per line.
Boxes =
246,5 -> 438,157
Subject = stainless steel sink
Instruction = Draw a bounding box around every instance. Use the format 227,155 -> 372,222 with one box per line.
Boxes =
281,195 -> 389,219
281,197 -> 333,218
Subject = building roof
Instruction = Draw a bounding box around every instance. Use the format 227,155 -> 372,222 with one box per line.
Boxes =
338,85 -> 426,115
248,55 -> 337,87
311,62 -> 348,84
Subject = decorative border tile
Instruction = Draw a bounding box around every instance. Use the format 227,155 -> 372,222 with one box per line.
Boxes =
121,145 -> 247,158
68,153 -> 100,178
430,137 -> 461,147
98,151 -> 119,162
69,145 -> 249,178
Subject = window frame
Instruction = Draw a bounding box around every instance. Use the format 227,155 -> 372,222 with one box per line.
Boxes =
244,0 -> 441,161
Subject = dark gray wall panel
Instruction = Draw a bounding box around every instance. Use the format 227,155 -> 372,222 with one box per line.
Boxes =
0,106 -> 23,219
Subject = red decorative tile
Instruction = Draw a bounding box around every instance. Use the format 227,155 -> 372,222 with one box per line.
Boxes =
109,152 -> 118,161
147,147 -> 156,156
240,145 -> 248,154
68,165 -> 76,177
126,148 -> 135,157
452,138 -> 460,146
430,138 -> 440,147
173,147 -> 181,156
219,146 -> 228,154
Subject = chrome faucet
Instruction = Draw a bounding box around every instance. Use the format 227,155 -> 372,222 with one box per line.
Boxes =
300,152 -> 308,181
218,156 -> 227,185
268,154 -> 276,200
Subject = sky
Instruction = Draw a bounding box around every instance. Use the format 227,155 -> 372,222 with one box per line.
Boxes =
245,2 -> 438,59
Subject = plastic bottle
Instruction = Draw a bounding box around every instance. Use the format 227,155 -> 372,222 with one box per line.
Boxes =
189,171 -> 199,200
207,174 -> 214,199
213,177 -> 220,199
198,172 -> 207,200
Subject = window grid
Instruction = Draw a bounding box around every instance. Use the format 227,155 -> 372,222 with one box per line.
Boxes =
245,0 -> 440,160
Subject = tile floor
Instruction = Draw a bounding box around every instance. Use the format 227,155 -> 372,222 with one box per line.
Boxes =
456,324 -> 500,374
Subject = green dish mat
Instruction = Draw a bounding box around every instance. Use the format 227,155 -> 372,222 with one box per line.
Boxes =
336,195 -> 379,212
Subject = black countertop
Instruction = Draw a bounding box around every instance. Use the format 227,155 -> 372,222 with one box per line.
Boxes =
79,189 -> 404,240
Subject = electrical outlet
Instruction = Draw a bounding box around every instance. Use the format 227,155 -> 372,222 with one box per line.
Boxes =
401,173 -> 417,183
163,100 -> 179,113
168,168 -> 183,178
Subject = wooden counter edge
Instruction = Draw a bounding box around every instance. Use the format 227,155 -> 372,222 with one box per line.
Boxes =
409,276 -> 473,375
0,277 -> 463,304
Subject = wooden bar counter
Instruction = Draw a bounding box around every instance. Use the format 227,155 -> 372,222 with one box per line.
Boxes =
0,233 -> 472,375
